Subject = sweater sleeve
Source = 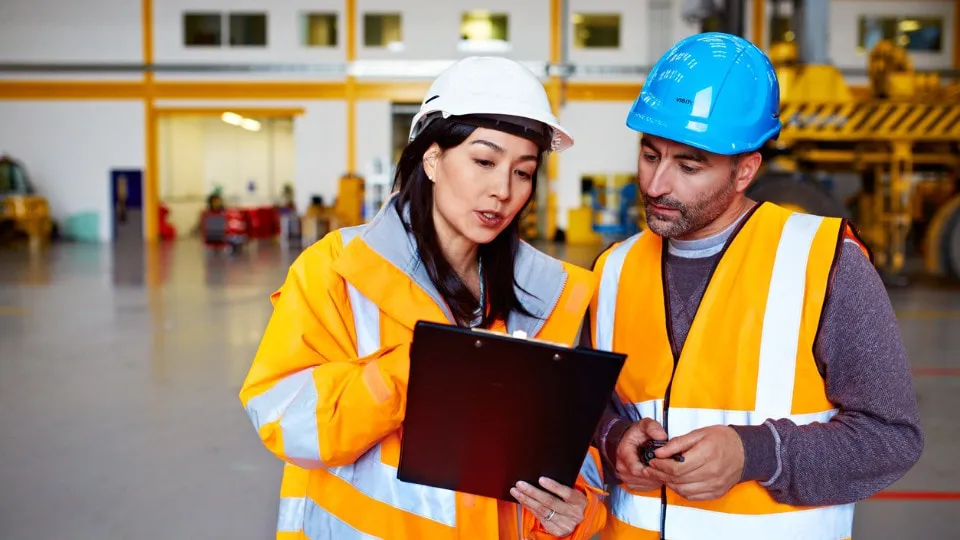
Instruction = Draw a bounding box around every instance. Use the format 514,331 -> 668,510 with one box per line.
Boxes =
731,241 -> 924,506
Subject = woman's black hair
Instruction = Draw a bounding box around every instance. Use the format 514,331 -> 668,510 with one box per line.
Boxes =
393,115 -> 545,328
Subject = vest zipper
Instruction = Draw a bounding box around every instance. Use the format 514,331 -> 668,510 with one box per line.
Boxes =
653,204 -> 760,539
659,247 -> 680,540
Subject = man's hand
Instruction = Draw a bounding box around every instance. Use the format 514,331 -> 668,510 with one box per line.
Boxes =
615,418 -> 669,492
644,425 -> 745,501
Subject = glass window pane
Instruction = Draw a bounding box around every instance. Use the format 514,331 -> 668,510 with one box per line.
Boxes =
900,17 -> 943,52
858,15 -> 942,52
364,13 -> 402,48
769,15 -> 795,45
460,11 -> 509,42
229,13 -> 267,47
302,13 -> 338,47
183,13 -> 222,46
573,13 -> 620,49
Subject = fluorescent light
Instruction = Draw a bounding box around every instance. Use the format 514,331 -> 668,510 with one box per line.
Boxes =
899,19 -> 921,33
221,112 -> 242,126
240,118 -> 261,132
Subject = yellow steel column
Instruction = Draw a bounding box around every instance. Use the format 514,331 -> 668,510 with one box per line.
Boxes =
142,0 -> 158,244
546,0 -> 563,241
751,0 -> 766,48
346,0 -> 357,173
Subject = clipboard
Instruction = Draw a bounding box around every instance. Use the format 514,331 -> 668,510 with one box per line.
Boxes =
397,320 -> 626,501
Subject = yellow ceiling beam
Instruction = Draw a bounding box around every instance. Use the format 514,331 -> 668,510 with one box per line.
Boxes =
0,80 -> 145,100
0,78 -> 874,104
152,107 -> 305,117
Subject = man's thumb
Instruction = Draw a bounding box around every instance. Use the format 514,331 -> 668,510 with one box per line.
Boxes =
642,419 -> 668,441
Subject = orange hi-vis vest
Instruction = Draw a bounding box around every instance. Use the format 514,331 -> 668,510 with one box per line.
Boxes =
591,203 -> 866,540
239,197 -> 607,539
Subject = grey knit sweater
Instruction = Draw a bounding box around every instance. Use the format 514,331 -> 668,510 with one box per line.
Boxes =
593,220 -> 924,506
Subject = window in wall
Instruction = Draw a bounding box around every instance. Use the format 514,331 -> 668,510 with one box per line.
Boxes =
302,13 -> 338,47
700,15 -> 723,33
183,12 -> 222,46
229,13 -> 267,46
459,10 -> 510,52
364,13 -> 403,50
574,13 -> 621,49
857,16 -> 943,53
769,15 -> 795,45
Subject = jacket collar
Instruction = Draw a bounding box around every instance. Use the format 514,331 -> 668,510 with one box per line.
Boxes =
333,195 -> 569,337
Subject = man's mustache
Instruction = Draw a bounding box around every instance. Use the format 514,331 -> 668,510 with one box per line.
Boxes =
643,194 -> 685,212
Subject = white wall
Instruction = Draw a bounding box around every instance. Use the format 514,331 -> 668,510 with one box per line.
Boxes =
153,0 -> 345,69
294,101 -> 348,211
0,101 -> 145,242
356,0 -> 549,62
829,0 -> 956,70
556,101 -> 638,230
355,99 -> 393,182
0,0 -> 142,62
566,0 -> 700,81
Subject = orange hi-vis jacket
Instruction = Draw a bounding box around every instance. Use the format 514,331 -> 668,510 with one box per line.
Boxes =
239,198 -> 608,540
590,203 -> 867,540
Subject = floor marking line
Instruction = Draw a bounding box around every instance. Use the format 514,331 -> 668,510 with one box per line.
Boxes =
911,367 -> 960,377
870,491 -> 960,501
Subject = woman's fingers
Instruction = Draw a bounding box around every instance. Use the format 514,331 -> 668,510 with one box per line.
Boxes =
537,477 -> 574,501
512,481 -> 559,511
509,487 -> 573,536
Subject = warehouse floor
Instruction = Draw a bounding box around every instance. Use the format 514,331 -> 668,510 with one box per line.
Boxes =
0,239 -> 957,539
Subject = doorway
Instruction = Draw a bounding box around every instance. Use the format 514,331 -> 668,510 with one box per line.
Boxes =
111,169 -> 143,244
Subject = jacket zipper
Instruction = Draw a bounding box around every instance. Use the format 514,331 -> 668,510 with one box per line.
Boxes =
528,271 -> 568,338
517,504 -> 523,539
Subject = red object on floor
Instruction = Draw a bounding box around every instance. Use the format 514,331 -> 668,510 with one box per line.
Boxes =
158,204 -> 177,241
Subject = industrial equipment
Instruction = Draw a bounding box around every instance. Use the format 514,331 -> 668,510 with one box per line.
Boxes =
692,0 -> 960,283
0,154 -> 53,248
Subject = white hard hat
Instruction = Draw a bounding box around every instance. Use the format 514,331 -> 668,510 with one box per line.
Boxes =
408,56 -> 574,153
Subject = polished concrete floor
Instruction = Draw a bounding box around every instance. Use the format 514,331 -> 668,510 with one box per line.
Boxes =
0,238 -> 957,539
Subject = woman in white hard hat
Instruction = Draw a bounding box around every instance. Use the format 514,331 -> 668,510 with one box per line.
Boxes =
239,56 -> 607,539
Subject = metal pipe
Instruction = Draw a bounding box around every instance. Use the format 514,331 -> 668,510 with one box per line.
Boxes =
724,0 -> 745,37
797,0 -> 830,65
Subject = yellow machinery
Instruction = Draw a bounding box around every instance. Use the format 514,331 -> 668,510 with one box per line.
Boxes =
749,38 -> 960,282
0,155 -> 53,249
333,172 -> 365,228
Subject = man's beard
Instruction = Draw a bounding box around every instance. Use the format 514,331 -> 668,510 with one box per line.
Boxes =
642,175 -> 737,239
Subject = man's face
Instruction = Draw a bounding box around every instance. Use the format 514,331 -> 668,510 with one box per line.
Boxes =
637,135 -> 754,240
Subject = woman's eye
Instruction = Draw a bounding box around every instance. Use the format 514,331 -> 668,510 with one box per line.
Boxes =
515,170 -> 533,180
473,159 -> 495,168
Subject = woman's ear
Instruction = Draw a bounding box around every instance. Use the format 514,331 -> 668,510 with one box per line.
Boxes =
422,143 -> 441,183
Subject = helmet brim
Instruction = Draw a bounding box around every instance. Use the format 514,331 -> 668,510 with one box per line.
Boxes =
410,97 -> 574,153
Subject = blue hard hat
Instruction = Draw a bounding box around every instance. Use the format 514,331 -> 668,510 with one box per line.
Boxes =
625,32 -> 781,155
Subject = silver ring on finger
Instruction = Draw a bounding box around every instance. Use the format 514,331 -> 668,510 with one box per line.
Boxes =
545,509 -> 556,521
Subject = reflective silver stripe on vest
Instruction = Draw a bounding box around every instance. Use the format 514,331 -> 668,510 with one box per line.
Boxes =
273,226 -> 457,534
595,233 -> 643,352
611,491 -> 854,540
578,452 -> 604,492
278,497 -> 380,539
601,214 -> 854,537
754,212 -> 823,418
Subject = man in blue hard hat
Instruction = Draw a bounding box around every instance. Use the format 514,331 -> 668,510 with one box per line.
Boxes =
588,32 -> 922,538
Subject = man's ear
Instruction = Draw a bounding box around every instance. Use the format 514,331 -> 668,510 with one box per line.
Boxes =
423,143 -> 441,182
734,152 -> 763,193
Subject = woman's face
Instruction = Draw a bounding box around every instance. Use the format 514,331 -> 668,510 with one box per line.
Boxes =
424,127 -> 540,246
